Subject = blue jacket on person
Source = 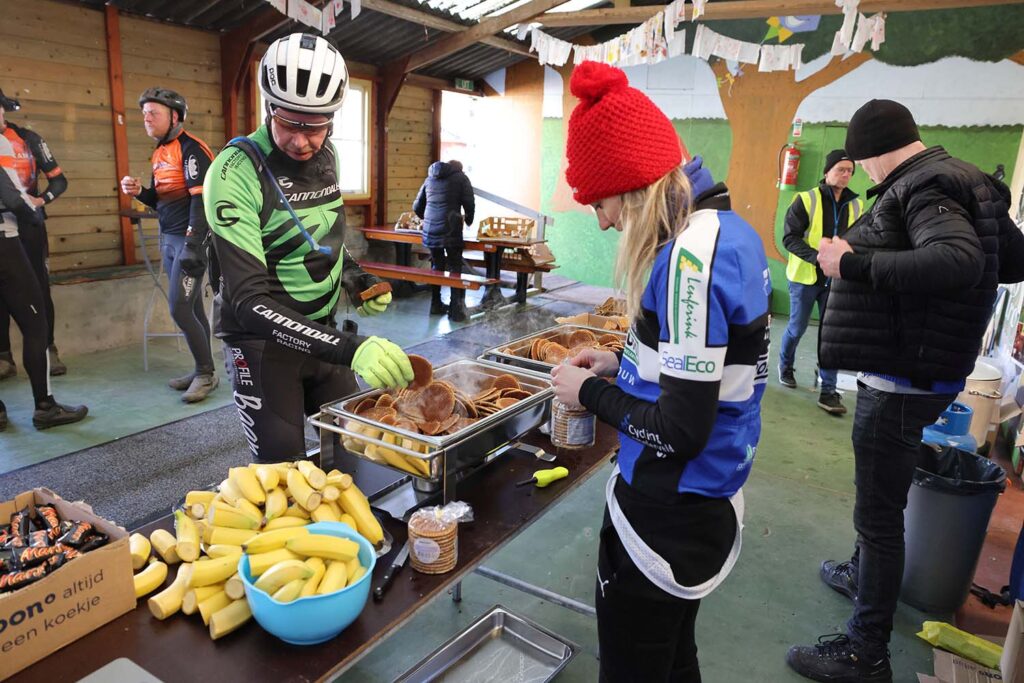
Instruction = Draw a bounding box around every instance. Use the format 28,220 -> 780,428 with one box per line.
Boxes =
412,161 -> 475,249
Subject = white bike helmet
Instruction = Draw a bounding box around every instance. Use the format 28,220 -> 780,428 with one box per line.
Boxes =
260,33 -> 348,115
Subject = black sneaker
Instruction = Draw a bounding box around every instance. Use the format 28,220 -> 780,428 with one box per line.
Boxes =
786,634 -> 892,683
817,392 -> 847,415
32,402 -> 88,430
820,560 -> 858,600
779,366 -> 797,388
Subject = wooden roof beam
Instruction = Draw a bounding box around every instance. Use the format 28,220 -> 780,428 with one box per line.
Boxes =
360,0 -> 533,58
403,0 -> 567,73
537,0 -> 1024,27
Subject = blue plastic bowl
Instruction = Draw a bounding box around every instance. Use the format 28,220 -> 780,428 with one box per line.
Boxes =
238,521 -> 376,645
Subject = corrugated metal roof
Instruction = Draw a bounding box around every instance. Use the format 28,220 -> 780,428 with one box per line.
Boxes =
76,0 -> 609,82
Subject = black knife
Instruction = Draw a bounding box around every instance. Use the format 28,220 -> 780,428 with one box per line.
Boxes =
373,541 -> 410,601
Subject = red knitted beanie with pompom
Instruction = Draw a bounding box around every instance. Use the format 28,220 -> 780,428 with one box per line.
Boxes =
565,61 -> 686,206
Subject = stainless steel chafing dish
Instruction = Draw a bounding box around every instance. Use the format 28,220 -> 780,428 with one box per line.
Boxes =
479,324 -> 626,374
309,359 -> 552,501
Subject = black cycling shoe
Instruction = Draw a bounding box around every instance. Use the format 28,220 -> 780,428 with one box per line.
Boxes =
779,366 -> 797,388
786,634 -> 892,683
821,560 -> 859,601
32,402 -> 88,430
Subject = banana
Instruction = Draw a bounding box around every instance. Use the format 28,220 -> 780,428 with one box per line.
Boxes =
264,487 -> 288,521
310,503 -> 340,523
242,527 -> 310,555
299,558 -> 326,598
248,548 -> 302,577
203,526 -> 258,546
182,584 -> 224,615
272,578 -> 306,603
286,534 -> 359,562
133,560 -> 168,598
174,509 -> 200,562
345,556 -> 360,581
339,514 -> 357,531
129,533 -> 152,570
326,501 -> 345,520
149,528 -> 180,564
317,561 -> 348,594
263,516 -> 309,531
348,565 -> 367,584
321,485 -> 341,502
207,504 -> 260,530
190,553 -> 242,587
253,465 -> 280,492
205,544 -> 244,559
217,477 -> 245,507
235,498 -> 264,524
229,466 -> 266,505
253,559 -> 314,595
224,572 -> 246,600
287,468 -> 322,511
369,443 -> 420,475
148,562 -> 193,620
284,502 -> 311,519
185,490 -> 216,519
336,484 -> 384,546
296,460 -> 328,489
326,470 -> 353,490
198,590 -> 233,625
209,599 -> 252,640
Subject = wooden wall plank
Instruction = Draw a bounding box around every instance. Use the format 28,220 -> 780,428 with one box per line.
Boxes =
46,215 -> 120,236
49,231 -> 121,254
49,249 -> 123,272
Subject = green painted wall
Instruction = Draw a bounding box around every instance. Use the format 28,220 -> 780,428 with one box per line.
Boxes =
541,116 -> 1021,304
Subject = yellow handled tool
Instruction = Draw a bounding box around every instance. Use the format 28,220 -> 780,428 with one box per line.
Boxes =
515,467 -> 569,488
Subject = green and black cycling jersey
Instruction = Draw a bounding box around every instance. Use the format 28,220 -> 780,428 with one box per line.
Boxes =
204,124 -> 379,367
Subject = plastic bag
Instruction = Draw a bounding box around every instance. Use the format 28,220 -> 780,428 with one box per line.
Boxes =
917,621 -> 1003,670
914,446 -> 1007,495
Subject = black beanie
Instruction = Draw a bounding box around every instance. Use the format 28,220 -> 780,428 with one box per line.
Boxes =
823,149 -> 854,176
845,99 -> 920,161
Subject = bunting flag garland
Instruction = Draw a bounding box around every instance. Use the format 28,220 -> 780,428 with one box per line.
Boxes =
758,43 -> 804,72
267,0 -> 287,13
831,0 -> 859,54
287,0 -> 322,30
691,0 -> 707,19
664,0 -> 686,43
323,3 -> 337,33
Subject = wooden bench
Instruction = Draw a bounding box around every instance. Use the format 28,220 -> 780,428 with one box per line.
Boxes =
360,261 -> 499,290
410,249 -> 557,275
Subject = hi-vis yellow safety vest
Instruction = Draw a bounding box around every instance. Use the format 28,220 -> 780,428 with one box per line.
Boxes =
785,187 -> 865,285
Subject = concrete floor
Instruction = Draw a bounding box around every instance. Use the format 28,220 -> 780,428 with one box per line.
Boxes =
1,278 -> 1003,681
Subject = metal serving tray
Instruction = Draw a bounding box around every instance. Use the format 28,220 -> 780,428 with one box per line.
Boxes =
480,323 -> 626,374
395,605 -> 577,683
310,360 -> 552,488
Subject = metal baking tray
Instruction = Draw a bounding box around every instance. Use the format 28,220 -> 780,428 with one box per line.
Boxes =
480,323 -> 626,374
310,360 -> 552,484
395,605 -> 577,683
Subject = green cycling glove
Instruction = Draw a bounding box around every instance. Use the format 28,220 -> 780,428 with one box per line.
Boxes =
351,336 -> 413,389
357,292 -> 392,317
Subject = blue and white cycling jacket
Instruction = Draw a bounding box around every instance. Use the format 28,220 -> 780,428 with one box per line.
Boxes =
579,181 -> 771,501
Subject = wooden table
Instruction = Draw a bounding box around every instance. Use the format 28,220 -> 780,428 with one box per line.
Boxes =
18,425 -> 618,683
358,226 -> 548,307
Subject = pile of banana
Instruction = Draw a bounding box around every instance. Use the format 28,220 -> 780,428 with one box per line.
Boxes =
130,461 -> 382,640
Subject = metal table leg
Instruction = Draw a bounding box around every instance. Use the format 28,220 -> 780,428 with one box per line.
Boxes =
481,247 -> 507,310
473,565 -> 596,617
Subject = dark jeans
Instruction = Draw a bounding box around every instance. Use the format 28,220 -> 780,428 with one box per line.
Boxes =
0,218 -> 55,351
845,382 -> 955,652
779,280 -> 836,393
429,245 -> 464,303
596,510 -> 702,682
160,232 -> 214,375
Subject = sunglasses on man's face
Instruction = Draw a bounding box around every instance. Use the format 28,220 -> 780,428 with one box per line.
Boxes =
271,111 -> 332,133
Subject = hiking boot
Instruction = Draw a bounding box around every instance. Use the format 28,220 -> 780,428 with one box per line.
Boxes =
33,401 -> 88,430
168,372 -> 196,391
779,366 -> 797,388
182,373 -> 218,403
818,392 -> 847,415
0,352 -> 15,381
48,346 -> 67,376
786,634 -> 891,683
821,560 -> 858,601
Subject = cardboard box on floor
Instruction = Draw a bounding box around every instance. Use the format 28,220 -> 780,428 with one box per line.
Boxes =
1002,601 -> 1024,683
0,488 -> 135,679
919,649 -> 1003,682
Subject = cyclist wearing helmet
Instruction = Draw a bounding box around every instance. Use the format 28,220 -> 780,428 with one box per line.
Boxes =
0,88 -> 69,380
205,33 -> 411,462
120,87 -> 218,403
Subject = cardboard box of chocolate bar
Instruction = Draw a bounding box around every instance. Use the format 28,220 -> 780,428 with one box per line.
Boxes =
0,488 -> 134,679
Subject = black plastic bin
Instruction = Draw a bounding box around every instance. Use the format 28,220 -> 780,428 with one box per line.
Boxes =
900,446 -> 1007,613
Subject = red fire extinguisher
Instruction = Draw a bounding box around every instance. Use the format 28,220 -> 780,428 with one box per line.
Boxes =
779,141 -> 801,191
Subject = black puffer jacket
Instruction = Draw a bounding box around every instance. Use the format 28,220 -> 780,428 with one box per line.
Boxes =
820,147 -> 1024,385
412,161 -> 475,249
